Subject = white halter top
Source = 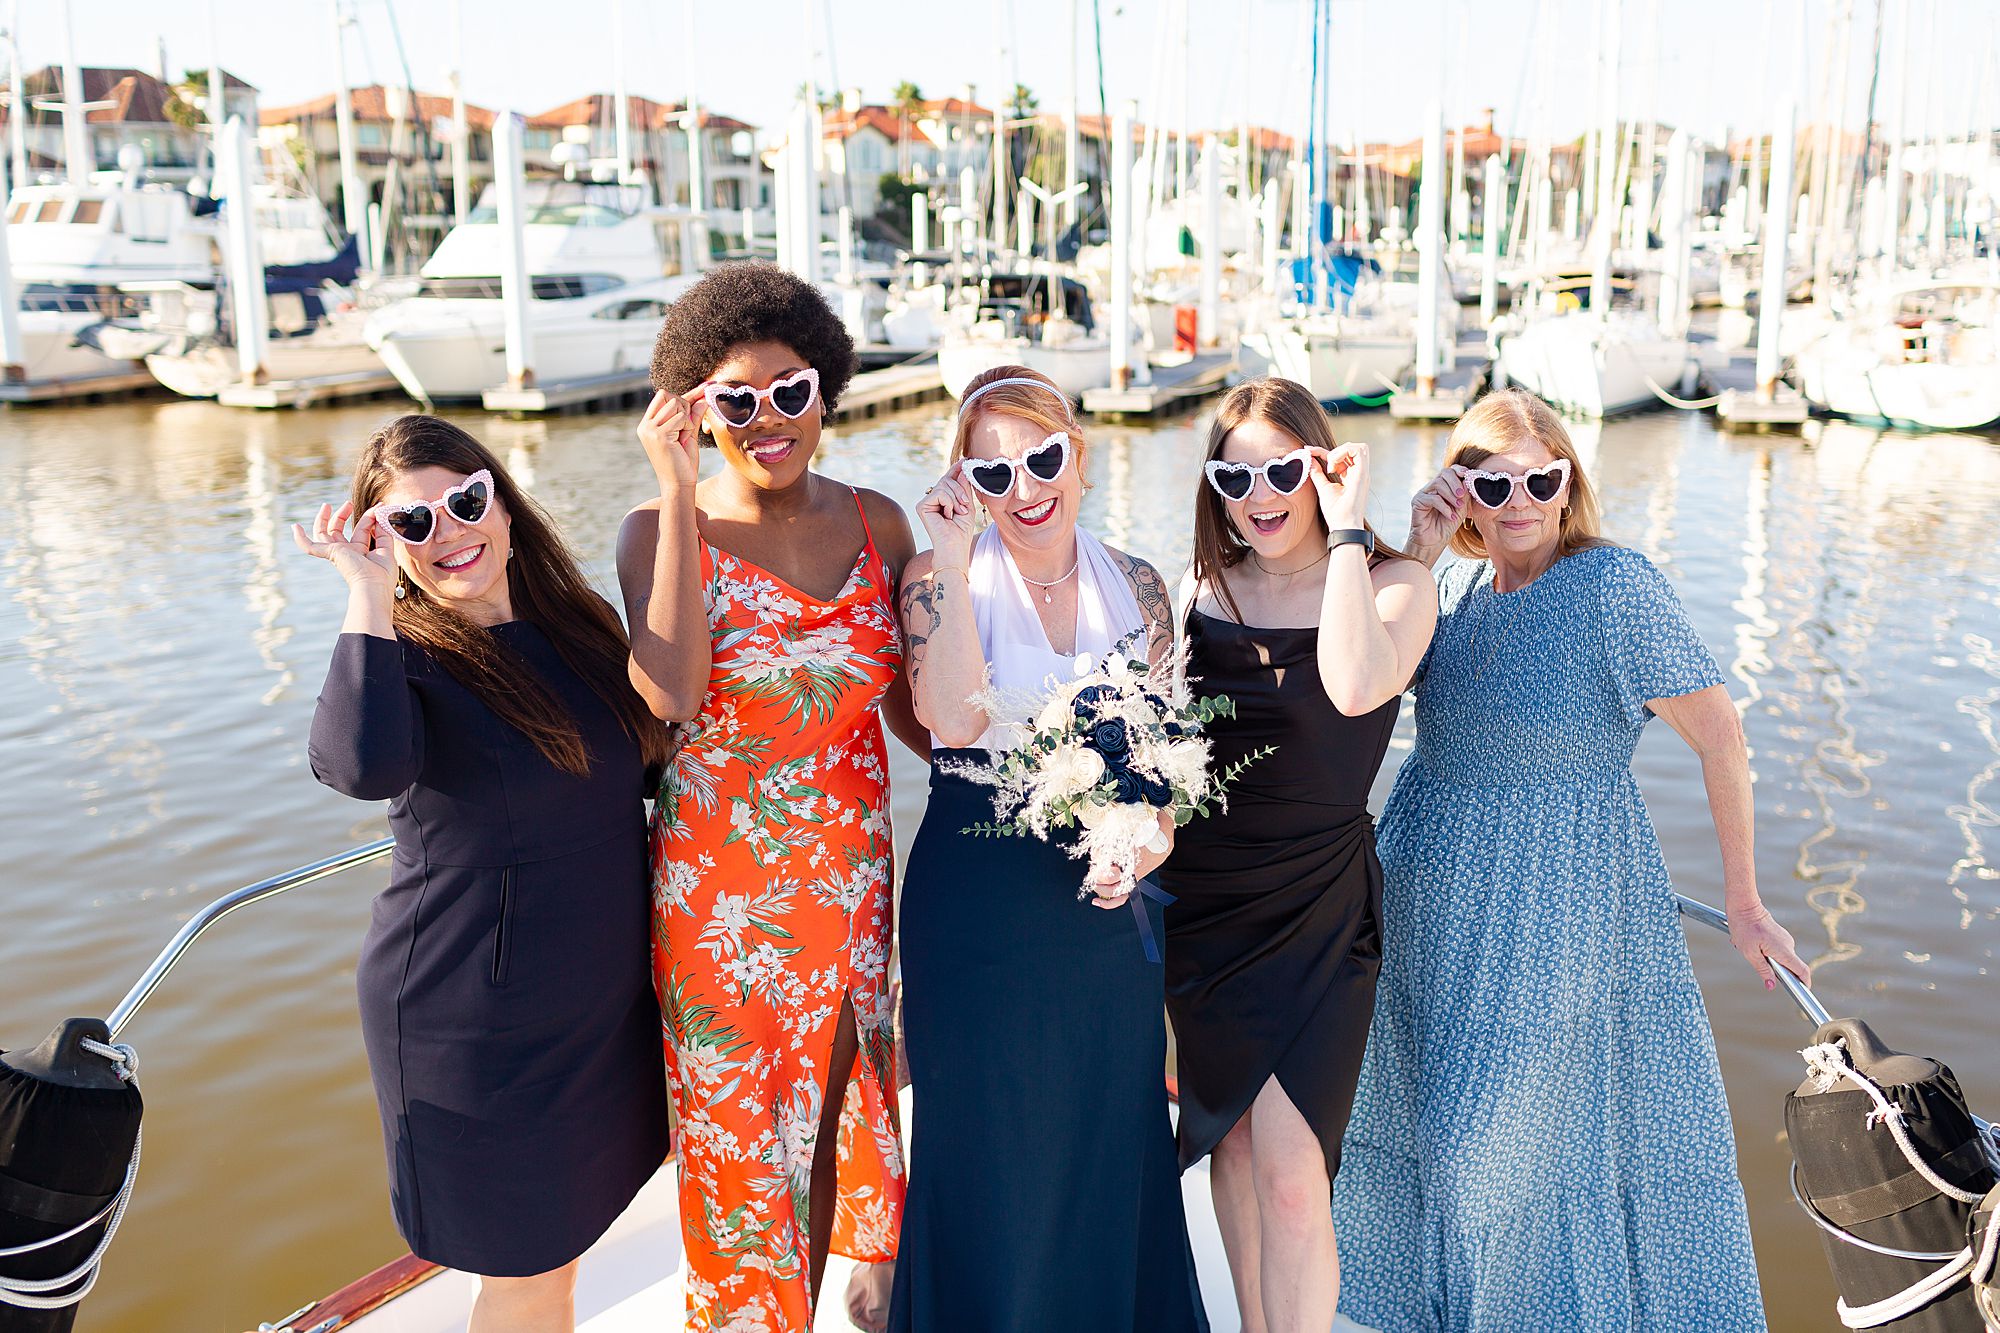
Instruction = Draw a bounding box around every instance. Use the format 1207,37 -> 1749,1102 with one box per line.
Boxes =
938,525 -> 1146,752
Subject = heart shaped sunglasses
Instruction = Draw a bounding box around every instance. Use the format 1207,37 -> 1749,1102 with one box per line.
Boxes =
1204,448 -> 1315,502
697,367 -> 820,429
1463,459 -> 1571,509
370,470 -> 495,545
963,432 -> 1072,499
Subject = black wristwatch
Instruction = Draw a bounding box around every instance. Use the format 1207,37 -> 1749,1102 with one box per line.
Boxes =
1327,527 -> 1375,555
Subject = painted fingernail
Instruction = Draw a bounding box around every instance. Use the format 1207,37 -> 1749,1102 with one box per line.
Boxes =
1766,978 -> 1775,990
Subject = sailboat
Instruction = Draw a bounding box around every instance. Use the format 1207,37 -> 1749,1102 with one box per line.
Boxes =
1792,277 -> 2000,430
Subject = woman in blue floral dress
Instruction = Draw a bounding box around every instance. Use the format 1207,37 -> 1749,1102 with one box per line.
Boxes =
1331,389 -> 1811,1332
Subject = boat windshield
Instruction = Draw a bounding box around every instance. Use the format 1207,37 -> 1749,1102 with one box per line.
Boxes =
465,180 -> 645,228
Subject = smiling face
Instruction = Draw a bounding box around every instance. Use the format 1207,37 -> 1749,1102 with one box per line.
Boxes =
963,412 -> 1084,557
1217,418 -> 1321,562
1461,439 -> 1569,565
703,339 -> 823,489
378,464 -> 513,612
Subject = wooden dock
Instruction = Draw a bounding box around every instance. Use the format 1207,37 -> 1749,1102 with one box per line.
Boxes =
0,367 -> 159,406
217,368 -> 406,410
1082,351 -> 1234,418
482,369 -> 655,415
828,361 -> 947,422
1703,348 -> 1811,427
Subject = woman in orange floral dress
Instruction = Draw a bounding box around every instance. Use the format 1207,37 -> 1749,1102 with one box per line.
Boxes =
616,265 -> 926,1332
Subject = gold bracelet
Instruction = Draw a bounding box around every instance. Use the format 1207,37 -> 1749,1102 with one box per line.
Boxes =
932,565 -> 970,581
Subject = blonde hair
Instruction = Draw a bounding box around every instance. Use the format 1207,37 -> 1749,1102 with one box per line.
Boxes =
1445,389 -> 1609,561
951,365 -> 1087,472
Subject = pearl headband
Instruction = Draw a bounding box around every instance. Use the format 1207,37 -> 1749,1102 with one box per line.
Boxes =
958,376 -> 1076,425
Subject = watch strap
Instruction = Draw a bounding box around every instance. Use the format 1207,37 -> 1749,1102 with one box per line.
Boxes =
1327,527 -> 1375,554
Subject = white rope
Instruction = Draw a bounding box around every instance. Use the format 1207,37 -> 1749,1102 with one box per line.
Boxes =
1971,1192 -> 2000,1285
1835,1244 -> 1977,1328
0,1039 -> 142,1310
1642,372 -> 1724,411
1801,1040 -> 1989,1205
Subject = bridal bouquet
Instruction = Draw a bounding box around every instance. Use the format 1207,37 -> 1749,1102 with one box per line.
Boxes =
946,634 -> 1271,900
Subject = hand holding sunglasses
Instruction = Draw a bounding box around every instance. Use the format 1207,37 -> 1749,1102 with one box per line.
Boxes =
638,386 -> 708,492
917,462 -> 982,569
291,499 -> 398,594
1307,442 -> 1370,530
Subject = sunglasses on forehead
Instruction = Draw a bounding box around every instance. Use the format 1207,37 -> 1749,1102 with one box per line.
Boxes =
698,368 -> 820,430
370,470 -> 494,545
1463,459 -> 1571,509
1204,448 -> 1314,502
963,432 -> 1073,498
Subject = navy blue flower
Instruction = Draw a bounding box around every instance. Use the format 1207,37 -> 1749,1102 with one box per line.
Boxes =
1112,767 -> 1146,804
1141,775 -> 1172,806
1090,718 -> 1131,760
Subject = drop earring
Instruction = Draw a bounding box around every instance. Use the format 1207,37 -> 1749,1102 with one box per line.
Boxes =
393,581 -> 408,600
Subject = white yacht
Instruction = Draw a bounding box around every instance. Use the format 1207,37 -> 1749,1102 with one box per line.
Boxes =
1793,278 -> 2000,431
1496,308 -> 1696,418
363,181 -> 704,403
5,179 -> 222,382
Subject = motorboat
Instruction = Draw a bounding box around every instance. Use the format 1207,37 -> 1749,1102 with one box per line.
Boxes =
1793,278 -> 2000,430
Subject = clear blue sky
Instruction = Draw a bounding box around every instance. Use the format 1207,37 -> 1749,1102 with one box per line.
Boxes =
14,0 -> 1996,148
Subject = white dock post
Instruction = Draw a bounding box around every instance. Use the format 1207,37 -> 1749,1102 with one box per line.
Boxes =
220,116 -> 270,385
795,102 -> 822,285
5,0 -> 25,194
912,191 -> 930,253
1716,96 -> 1806,425
330,0 -> 371,268
0,155 -> 21,381
494,109 -> 535,390
837,205 -> 856,285
1756,101 -> 1795,399
57,0 -> 90,183
1480,154 -> 1503,328
1199,139 -> 1220,348
1016,189 -> 1033,257
959,166 -> 979,252
1414,103 -> 1444,394
1109,101 -> 1134,392
773,143 -> 792,271
450,0 -> 471,223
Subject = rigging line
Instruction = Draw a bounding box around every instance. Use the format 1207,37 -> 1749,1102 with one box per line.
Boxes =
819,0 -> 853,217
1090,0 -> 1109,233
381,0 -> 447,245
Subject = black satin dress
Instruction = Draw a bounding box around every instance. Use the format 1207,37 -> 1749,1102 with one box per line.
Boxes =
1159,608 -> 1397,1178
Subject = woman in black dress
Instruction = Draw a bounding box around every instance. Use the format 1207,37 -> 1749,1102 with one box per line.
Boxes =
294,415 -> 672,1332
1161,378 -> 1435,1333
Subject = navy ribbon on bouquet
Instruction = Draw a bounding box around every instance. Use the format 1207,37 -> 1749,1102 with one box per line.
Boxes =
1127,874 -> 1175,964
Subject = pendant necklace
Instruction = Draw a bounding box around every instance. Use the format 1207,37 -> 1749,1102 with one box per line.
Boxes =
1020,560 -> 1079,605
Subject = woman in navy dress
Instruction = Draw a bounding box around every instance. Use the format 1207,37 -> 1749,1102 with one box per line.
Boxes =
889,367 -> 1206,1333
1161,378 -> 1435,1333
296,415 -> 672,1332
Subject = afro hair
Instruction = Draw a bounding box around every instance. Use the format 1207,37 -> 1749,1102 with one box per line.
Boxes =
648,261 -> 858,409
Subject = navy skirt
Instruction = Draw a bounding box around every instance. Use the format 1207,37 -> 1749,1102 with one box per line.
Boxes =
889,757 -> 1207,1333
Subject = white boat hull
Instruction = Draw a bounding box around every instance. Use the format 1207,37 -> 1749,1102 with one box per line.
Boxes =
366,290 -> 674,403
1239,319 -> 1413,406
1497,313 -> 1693,417
1795,343 -> 2000,430
938,333 -> 1112,400
12,309 -> 140,382
143,338 -> 389,399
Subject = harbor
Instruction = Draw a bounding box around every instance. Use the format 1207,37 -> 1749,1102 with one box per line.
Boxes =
3,0 -> 2000,1330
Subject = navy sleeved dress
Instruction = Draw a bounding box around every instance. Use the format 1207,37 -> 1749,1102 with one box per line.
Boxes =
309,626 -> 669,1278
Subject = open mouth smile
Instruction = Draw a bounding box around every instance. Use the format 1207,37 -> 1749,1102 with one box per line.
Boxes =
1250,509 -> 1288,535
435,543 -> 484,572
1013,496 -> 1058,527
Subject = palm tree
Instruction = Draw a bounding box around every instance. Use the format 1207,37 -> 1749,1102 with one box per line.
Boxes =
1008,83 -> 1038,121
892,80 -> 923,179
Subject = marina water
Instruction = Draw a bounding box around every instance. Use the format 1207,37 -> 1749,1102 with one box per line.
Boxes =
1,395 -> 1995,1331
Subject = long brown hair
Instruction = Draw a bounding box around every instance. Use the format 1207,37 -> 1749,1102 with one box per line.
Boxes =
1191,376 -> 1410,623
350,415 -> 670,775
1444,388 -> 1610,562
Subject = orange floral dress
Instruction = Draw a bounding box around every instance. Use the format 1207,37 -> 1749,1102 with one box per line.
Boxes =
649,491 -> 904,1333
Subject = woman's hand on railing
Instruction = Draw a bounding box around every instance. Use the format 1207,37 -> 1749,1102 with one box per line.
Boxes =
1727,899 -> 1811,991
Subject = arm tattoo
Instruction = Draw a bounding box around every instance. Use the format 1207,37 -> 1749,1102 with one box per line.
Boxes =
898,574 -> 946,685
1113,550 -> 1175,664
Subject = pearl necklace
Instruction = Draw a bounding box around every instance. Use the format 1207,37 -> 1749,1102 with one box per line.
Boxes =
1020,559 -> 1079,605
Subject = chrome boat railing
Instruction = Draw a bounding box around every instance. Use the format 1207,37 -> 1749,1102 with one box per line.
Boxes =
104,839 -> 394,1040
